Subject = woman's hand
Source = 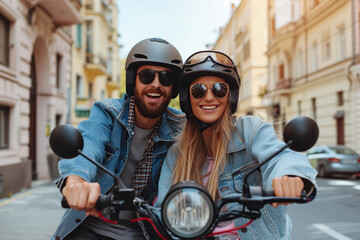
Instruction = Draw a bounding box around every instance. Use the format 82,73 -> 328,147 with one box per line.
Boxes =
62,175 -> 100,217
271,175 -> 304,208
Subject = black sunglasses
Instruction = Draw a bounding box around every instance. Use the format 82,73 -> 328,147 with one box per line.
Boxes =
190,82 -> 229,99
185,51 -> 235,68
137,69 -> 175,87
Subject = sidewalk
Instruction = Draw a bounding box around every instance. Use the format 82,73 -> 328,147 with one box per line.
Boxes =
0,180 -> 66,240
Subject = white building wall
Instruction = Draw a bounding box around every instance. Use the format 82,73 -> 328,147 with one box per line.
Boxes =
0,0 -> 74,182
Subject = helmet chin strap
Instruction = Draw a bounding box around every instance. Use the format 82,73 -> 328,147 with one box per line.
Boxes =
187,115 -> 214,132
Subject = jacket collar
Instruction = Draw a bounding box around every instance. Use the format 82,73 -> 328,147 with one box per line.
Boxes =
118,94 -> 178,142
228,124 -> 246,153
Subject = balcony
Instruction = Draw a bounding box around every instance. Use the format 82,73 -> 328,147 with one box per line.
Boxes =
276,78 -> 291,90
106,76 -> 119,92
27,0 -> 81,26
85,53 -> 107,77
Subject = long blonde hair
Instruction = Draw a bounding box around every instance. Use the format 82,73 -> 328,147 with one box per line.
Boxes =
172,105 -> 234,200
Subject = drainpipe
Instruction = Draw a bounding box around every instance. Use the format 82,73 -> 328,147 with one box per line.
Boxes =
345,0 -> 357,149
304,0 -> 309,83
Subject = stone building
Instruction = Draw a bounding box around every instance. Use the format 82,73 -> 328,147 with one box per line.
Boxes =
70,0 -> 121,126
0,0 -> 80,197
213,0 -> 269,119
267,0 -> 356,148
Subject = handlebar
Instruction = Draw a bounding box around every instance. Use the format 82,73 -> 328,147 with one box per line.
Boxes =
61,195 -> 111,209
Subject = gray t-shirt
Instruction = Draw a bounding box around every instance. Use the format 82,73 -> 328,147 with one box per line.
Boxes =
84,125 -> 153,239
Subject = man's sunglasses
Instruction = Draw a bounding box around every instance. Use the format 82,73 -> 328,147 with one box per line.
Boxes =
190,82 -> 229,99
185,50 -> 235,67
137,69 -> 175,87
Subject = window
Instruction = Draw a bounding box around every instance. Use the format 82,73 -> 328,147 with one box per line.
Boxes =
242,41 -> 250,62
0,105 -> 9,149
76,24 -> 82,48
297,49 -> 303,78
56,114 -> 62,126
271,17 -> 276,38
278,63 -> 284,80
337,91 -> 344,106
311,98 -> 317,120
86,20 -> 93,54
107,47 -> 112,74
322,31 -> 331,61
297,100 -> 302,115
76,74 -> 83,98
311,42 -> 318,72
337,27 -> 346,61
56,53 -> 63,89
0,14 -> 10,66
89,82 -> 93,98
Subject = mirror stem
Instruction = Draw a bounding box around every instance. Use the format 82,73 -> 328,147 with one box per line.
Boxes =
243,140 -> 293,197
78,150 -> 118,187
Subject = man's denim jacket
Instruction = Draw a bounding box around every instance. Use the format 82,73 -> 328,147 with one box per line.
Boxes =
156,116 -> 317,240
52,94 -> 184,240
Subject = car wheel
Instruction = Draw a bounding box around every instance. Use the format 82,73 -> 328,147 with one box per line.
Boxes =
317,165 -> 328,178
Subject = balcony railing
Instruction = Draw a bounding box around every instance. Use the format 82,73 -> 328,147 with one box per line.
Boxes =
276,78 -> 291,90
86,53 -> 107,70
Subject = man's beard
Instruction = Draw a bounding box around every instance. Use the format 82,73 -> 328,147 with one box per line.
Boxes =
134,87 -> 171,119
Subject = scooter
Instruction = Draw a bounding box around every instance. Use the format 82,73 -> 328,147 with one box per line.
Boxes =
49,116 -> 319,240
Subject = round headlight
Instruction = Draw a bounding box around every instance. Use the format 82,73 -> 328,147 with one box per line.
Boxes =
161,181 -> 215,239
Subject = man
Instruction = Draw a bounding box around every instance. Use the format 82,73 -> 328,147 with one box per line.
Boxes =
52,38 -> 184,240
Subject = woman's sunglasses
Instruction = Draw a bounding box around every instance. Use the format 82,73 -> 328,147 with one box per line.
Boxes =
190,82 -> 229,99
137,69 -> 175,87
185,51 -> 235,68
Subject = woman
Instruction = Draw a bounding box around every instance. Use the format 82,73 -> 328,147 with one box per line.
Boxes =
155,50 -> 317,239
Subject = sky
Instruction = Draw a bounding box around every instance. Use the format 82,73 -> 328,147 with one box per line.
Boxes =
117,0 -> 241,60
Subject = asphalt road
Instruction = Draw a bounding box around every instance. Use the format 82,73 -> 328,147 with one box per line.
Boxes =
0,180 -> 65,240
0,178 -> 359,240
289,178 -> 360,240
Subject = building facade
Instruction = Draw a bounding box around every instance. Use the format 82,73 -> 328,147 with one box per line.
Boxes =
349,0 -> 360,153
267,0 -> 356,149
213,0 -> 269,119
0,0 -> 80,198
70,0 -> 121,126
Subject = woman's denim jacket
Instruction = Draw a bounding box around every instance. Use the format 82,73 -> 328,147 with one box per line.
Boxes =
52,94 -> 184,240
156,116 -> 317,240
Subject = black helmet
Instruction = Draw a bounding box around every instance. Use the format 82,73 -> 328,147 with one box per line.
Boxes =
125,38 -> 183,98
179,50 -> 241,116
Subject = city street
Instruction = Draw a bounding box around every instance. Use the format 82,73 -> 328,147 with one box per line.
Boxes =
0,178 -> 359,239
289,178 -> 360,240
0,181 -> 65,240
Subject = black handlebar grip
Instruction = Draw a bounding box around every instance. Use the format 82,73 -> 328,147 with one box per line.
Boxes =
61,196 -> 70,208
61,195 -> 109,209
262,189 -> 275,196
249,186 -> 275,196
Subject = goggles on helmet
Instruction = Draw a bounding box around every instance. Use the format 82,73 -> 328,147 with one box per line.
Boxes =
185,51 -> 235,68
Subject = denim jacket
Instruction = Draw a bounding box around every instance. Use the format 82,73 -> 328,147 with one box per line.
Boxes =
52,94 -> 185,240
156,116 -> 317,240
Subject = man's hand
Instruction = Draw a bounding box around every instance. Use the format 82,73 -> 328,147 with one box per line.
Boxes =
62,175 -> 100,217
271,175 -> 304,208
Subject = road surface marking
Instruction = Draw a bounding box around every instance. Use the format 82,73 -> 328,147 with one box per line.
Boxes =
0,190 -> 36,207
313,223 -> 352,240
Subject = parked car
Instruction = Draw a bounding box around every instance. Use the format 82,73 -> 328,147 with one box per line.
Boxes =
307,145 -> 360,178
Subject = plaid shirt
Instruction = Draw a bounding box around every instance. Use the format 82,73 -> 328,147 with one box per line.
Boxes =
128,97 -> 161,240
128,97 -> 160,197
